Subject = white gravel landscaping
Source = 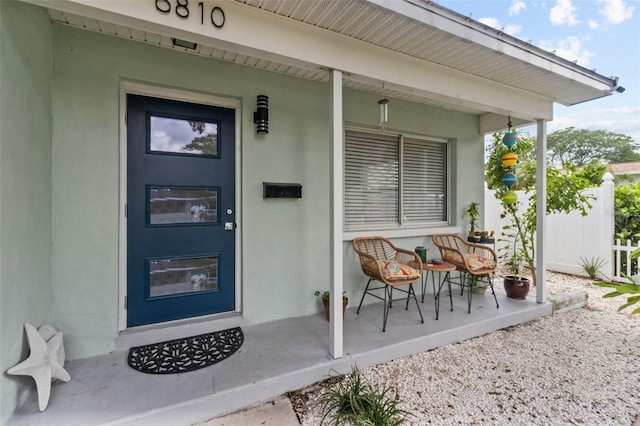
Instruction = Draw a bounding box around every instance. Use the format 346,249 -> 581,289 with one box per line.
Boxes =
298,271 -> 640,425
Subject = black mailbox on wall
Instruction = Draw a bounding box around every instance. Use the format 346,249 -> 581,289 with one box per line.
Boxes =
263,182 -> 302,199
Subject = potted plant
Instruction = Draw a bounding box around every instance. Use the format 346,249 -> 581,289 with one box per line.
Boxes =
464,202 -> 480,242
314,290 -> 348,321
486,131 -> 595,287
501,242 -> 530,299
483,230 -> 496,244
470,275 -> 489,294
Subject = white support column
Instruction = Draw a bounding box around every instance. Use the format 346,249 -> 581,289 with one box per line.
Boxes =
601,172 -> 615,280
329,69 -> 344,359
535,119 -> 547,303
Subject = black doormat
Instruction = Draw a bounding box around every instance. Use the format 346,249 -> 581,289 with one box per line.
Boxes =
127,327 -> 244,374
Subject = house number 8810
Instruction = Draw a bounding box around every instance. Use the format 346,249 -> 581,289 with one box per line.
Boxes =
155,0 -> 225,29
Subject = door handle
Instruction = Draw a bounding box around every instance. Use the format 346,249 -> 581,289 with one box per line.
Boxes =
224,222 -> 235,231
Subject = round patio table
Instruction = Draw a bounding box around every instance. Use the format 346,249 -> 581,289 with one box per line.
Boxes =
420,261 -> 456,320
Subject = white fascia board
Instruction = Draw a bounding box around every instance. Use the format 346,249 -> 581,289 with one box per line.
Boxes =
366,0 -> 616,93
24,0 -> 552,119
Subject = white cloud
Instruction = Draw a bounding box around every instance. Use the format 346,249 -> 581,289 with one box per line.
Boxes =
479,17 -> 499,28
478,17 -> 521,36
579,107 -> 640,116
550,0 -> 580,26
597,0 -> 635,24
588,20 -> 600,29
504,24 -> 523,36
151,130 -> 174,152
547,106 -> 640,142
540,36 -> 594,67
509,0 -> 527,16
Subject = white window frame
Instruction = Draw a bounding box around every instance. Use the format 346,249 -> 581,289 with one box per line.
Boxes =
343,125 -> 455,240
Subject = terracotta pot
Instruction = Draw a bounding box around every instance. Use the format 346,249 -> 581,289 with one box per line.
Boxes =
322,298 -> 348,321
504,275 -> 530,300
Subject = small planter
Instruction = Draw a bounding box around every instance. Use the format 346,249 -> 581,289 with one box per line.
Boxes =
472,284 -> 489,295
322,298 -> 348,321
504,276 -> 530,299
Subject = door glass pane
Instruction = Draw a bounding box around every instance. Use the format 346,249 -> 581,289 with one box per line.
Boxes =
149,187 -> 218,225
150,116 -> 218,156
149,257 -> 219,298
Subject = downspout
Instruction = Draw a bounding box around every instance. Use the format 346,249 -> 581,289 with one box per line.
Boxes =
329,69 -> 344,359
536,119 -> 547,303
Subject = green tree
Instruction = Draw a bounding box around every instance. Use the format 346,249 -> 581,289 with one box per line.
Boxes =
614,181 -> 640,242
181,134 -> 218,155
486,131 -> 595,286
183,120 -> 218,154
547,127 -> 640,166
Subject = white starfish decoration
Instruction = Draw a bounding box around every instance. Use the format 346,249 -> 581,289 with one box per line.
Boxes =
7,323 -> 71,411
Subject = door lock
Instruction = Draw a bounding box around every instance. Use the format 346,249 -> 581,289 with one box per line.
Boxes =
224,222 -> 235,231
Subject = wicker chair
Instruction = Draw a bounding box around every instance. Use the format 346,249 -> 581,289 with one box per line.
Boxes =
432,233 -> 500,313
352,236 -> 424,331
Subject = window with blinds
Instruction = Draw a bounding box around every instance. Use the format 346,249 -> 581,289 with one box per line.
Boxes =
345,129 -> 447,229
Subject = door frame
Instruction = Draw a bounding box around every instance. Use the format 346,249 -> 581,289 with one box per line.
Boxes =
118,80 -> 242,331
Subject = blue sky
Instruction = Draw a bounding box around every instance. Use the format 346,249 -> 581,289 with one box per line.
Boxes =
439,0 -> 639,143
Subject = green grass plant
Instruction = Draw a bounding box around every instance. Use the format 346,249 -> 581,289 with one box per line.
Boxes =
320,366 -> 410,426
579,256 -> 607,280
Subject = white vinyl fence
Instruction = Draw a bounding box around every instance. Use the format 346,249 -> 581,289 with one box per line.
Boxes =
613,239 -> 640,281
484,172 -> 615,280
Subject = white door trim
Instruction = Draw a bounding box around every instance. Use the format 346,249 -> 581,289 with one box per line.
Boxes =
118,80 -> 242,331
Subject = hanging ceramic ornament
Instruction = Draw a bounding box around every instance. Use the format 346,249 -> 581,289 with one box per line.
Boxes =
502,132 -> 517,147
501,152 -> 518,167
502,172 -> 517,187
503,190 -> 518,205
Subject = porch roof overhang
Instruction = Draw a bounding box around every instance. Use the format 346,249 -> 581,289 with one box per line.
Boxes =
23,0 -> 618,133
22,0 -> 620,134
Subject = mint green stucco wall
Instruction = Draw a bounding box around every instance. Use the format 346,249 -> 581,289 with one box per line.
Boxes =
340,90 -> 481,300
0,2 -> 53,423
50,24 -> 484,361
50,24 -> 333,360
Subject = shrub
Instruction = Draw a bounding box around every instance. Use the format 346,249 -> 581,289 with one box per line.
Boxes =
486,132 -> 595,286
595,247 -> 640,315
614,181 -> 640,242
320,366 -> 410,426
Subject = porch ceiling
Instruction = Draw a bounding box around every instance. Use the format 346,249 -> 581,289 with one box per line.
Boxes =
45,6 -> 485,116
42,0 -> 618,129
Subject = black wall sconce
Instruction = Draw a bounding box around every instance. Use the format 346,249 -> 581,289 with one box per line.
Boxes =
254,95 -> 269,134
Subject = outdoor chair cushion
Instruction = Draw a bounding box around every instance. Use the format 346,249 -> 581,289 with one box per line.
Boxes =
464,254 -> 497,271
376,260 -> 421,281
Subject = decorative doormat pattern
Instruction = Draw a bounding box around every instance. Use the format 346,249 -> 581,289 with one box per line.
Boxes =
127,327 -> 244,374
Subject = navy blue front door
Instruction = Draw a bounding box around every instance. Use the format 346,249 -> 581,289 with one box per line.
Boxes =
127,94 -> 235,327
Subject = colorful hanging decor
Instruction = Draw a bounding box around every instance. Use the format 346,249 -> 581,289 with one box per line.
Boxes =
501,152 -> 518,167
502,132 -> 517,147
503,190 -> 518,205
502,172 -> 517,187
501,117 -> 518,205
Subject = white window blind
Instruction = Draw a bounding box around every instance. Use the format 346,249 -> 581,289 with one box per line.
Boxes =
345,131 -> 398,227
345,129 -> 448,229
402,136 -> 447,223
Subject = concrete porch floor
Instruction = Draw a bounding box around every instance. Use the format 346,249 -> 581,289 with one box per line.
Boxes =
8,287 -> 551,426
